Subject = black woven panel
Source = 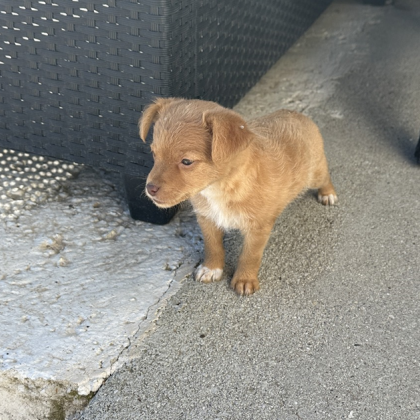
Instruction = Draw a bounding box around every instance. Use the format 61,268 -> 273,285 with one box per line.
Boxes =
0,0 -> 331,178
168,0 -> 332,106
0,0 -> 169,175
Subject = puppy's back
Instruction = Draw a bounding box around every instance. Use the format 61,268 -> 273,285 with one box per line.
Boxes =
249,110 -> 320,145
247,109 -> 329,200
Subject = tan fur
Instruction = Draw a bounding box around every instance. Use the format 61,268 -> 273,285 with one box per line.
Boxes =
139,98 -> 337,295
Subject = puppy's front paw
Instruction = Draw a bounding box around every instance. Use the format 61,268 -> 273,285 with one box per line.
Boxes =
318,193 -> 338,206
231,277 -> 260,296
194,265 -> 223,283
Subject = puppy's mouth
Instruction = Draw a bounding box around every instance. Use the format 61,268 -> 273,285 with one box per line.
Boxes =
147,194 -> 186,209
145,184 -> 193,208
145,192 -> 166,207
150,197 -> 168,208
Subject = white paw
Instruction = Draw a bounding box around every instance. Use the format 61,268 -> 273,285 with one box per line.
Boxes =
194,265 -> 223,283
318,193 -> 338,206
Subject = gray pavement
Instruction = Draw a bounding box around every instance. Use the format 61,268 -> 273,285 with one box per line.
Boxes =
78,1 -> 420,419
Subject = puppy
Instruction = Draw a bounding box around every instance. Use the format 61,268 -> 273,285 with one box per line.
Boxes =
139,98 -> 337,295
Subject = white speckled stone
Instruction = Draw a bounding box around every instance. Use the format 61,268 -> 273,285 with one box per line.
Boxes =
0,150 -> 202,417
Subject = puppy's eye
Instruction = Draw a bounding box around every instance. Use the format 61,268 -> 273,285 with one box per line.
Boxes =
181,159 -> 194,166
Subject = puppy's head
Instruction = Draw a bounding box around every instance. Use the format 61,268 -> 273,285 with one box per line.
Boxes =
139,98 -> 252,208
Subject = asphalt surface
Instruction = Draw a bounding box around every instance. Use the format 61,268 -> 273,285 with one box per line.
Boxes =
78,1 -> 420,419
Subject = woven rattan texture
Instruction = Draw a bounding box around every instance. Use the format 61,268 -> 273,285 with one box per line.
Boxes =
0,0 -> 168,175
0,0 -> 331,176
169,0 -> 332,104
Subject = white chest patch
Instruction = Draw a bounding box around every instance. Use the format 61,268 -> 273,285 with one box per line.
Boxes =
198,186 -> 245,230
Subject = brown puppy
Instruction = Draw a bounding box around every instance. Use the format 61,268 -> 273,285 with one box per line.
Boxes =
139,98 -> 337,295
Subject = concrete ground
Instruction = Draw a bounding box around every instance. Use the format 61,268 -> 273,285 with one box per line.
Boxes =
78,1 -> 420,419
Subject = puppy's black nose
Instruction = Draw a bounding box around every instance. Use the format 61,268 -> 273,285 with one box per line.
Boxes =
146,183 -> 159,196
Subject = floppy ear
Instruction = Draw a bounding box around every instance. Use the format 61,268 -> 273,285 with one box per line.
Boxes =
138,97 -> 177,142
203,109 -> 252,162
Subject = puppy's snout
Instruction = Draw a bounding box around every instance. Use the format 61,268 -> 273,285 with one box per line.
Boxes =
146,183 -> 159,196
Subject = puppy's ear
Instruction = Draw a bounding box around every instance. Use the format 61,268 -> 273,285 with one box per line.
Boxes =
138,97 -> 177,142
203,109 -> 252,162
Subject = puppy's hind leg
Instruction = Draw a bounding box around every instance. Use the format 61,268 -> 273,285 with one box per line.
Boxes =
312,156 -> 337,206
194,215 -> 225,283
